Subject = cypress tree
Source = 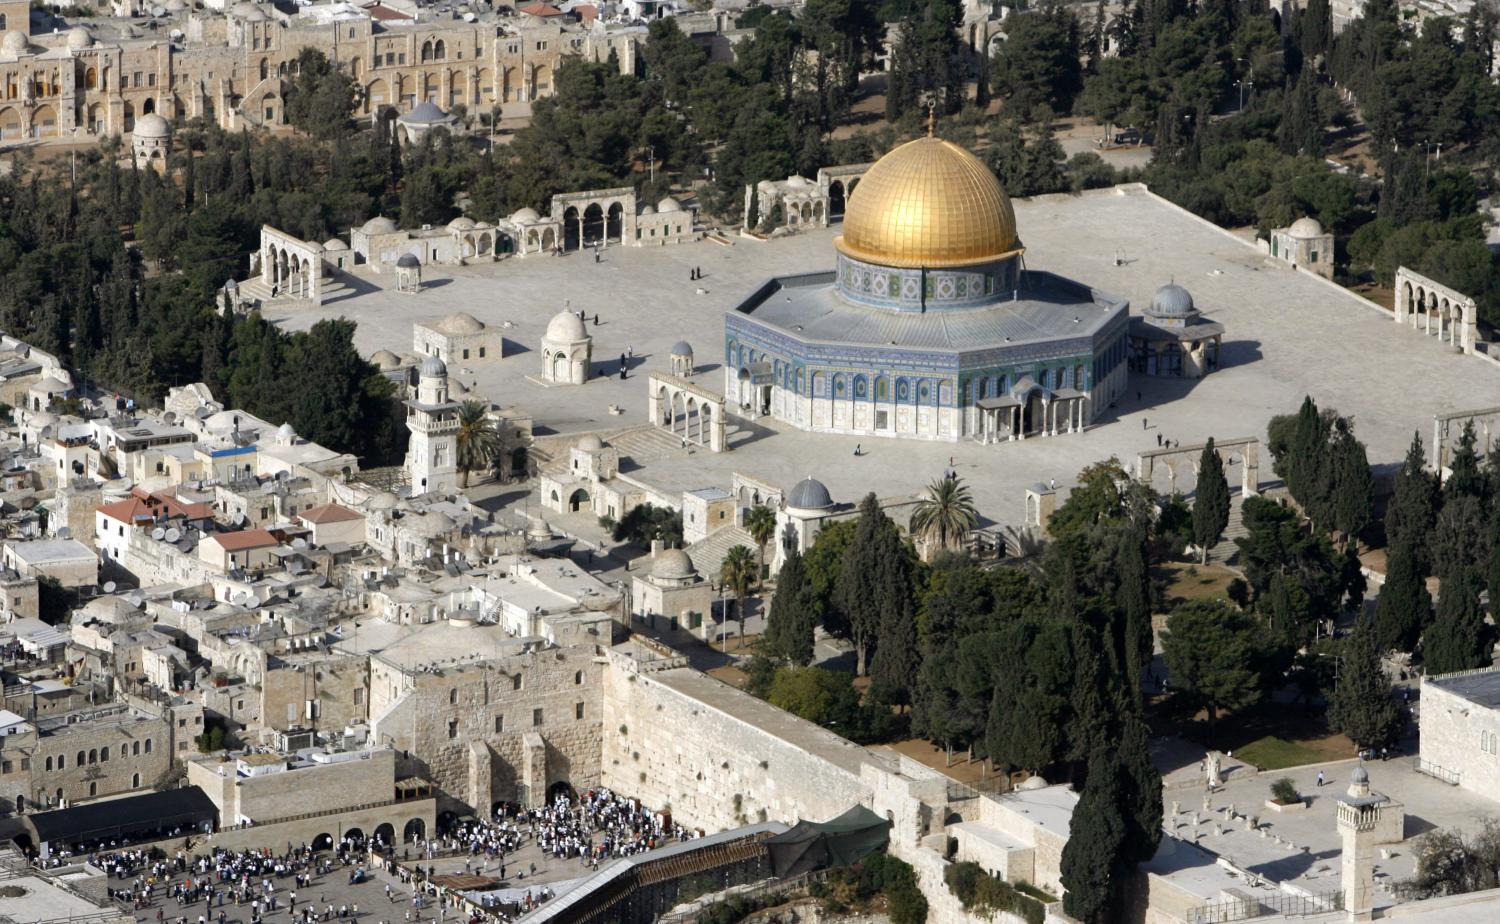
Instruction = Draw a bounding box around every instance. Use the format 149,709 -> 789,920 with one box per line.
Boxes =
1386,432 -> 1437,571
1287,396 -> 1330,523
870,590 -> 920,707
1192,438 -> 1230,564
1330,616 -> 1401,750
1114,524 -> 1153,699
1443,421 -> 1485,501
1061,749 -> 1128,924
1374,546 -> 1432,652
1116,712 -> 1163,863
836,494 -> 889,676
1424,573 -> 1490,674
764,548 -> 818,666
1329,419 -> 1372,550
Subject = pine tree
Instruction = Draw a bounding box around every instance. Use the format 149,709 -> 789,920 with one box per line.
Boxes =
1330,617 -> 1402,749
1061,749 -> 1128,924
764,548 -> 818,666
1374,546 -> 1432,652
1443,421 -> 1485,502
1192,438 -> 1230,564
1287,396 -> 1331,523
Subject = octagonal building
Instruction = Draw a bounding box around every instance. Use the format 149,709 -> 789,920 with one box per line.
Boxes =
725,133 -> 1130,442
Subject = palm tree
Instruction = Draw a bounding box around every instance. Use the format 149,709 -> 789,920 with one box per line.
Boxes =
743,504 -> 777,586
910,473 -> 979,557
454,399 -> 502,488
720,545 -> 757,645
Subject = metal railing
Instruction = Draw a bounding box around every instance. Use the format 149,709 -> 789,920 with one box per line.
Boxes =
1413,758 -> 1460,786
1187,890 -> 1343,924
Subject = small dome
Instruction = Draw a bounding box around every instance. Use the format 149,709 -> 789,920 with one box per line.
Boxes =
787,477 -> 833,510
657,196 -> 682,213
509,207 -> 541,223
361,216 -> 398,235
640,205 -> 656,216
423,511 -> 457,533
370,349 -> 401,370
670,340 -> 693,356
473,221 -> 493,230
546,310 -> 588,342
420,355 -> 446,378
1288,216 -> 1324,238
65,26 -> 92,51
1351,765 -> 1369,784
276,421 -> 296,443
1,31 -> 28,57
400,101 -> 453,125
651,548 -> 696,580
447,216 -> 476,232
323,238 -> 348,251
436,312 -> 484,335
785,175 -> 810,188
395,252 -> 421,269
133,113 -> 171,139
576,434 -> 605,452
1149,284 -> 1196,319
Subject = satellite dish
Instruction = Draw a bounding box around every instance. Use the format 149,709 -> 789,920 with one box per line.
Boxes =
102,581 -> 117,594
292,537 -> 308,550
151,527 -> 166,540
165,528 -> 181,543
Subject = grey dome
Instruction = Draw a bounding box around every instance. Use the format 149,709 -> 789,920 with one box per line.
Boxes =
420,355 -> 447,378
576,433 -> 605,452
1149,284 -> 1196,319
361,216 -> 398,235
400,101 -> 454,125
670,340 -> 693,356
787,477 -> 833,510
396,252 -> 421,269
651,548 -> 696,580
1350,765 -> 1369,784
370,349 -> 401,370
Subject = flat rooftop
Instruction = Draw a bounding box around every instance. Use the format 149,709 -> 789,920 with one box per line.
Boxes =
733,269 -> 1123,353
1426,667 -> 1500,707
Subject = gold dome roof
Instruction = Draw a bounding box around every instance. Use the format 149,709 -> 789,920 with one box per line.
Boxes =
834,136 -> 1021,269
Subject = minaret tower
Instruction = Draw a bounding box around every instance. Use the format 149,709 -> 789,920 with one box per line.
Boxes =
405,355 -> 460,495
1337,765 -> 1386,922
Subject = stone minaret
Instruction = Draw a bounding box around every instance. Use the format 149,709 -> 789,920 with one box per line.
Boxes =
405,355 -> 459,495
1337,765 -> 1385,922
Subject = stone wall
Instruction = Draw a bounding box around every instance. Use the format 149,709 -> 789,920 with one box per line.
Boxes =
1420,670 -> 1500,798
21,713 -> 172,807
204,798 -> 436,854
370,645 -> 604,810
599,652 -> 873,832
260,655 -> 369,733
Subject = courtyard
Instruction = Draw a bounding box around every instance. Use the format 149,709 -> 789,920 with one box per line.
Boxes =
265,184 -> 1500,525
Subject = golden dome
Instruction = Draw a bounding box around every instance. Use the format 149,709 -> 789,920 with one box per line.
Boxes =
835,136 -> 1021,269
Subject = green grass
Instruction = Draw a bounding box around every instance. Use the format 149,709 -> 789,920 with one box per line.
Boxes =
1236,736 -> 1325,771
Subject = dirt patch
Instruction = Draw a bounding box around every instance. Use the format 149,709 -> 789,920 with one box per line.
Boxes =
1158,560 -> 1240,605
875,738 -> 1017,791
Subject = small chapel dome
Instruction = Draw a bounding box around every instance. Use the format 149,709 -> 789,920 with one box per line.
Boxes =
509,207 -> 541,223
787,477 -> 834,511
1351,765 -> 1369,785
361,216 -> 398,235
436,312 -> 484,335
396,252 -> 421,269
323,238 -> 349,251
447,216 -> 476,232
420,355 -> 447,378
276,421 -> 296,444
1148,284 -> 1196,319
0,31 -> 27,57
1288,216 -> 1325,238
670,340 -> 693,357
651,548 -> 697,580
133,113 -> 171,139
370,349 -> 401,370
65,26 -> 93,51
546,310 -> 588,342
576,433 -> 605,452
657,196 -> 683,213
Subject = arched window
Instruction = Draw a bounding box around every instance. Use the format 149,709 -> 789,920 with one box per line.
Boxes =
44,756 -> 51,772
76,751 -> 85,767
449,689 -> 457,705
573,671 -> 582,685
874,376 -> 889,401
144,738 -> 152,754
421,40 -> 433,62
259,59 -> 268,81
132,741 -> 140,756
434,39 -> 445,60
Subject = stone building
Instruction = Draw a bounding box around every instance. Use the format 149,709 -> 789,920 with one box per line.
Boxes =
413,312 -> 504,366
404,356 -> 459,496
631,548 -> 712,637
0,704 -> 175,810
726,133 -> 1129,443
1126,284 -> 1224,379
1268,216 -> 1335,279
1420,667 -> 1500,798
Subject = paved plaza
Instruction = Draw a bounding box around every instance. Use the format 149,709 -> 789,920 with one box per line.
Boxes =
267,185 -> 1500,524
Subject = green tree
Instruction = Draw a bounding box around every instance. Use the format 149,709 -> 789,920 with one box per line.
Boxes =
1192,438 -> 1230,564
1374,546 -> 1433,652
1424,571 -> 1490,674
910,473 -> 978,557
767,665 -> 862,727
764,548 -> 819,665
454,399 -> 502,488
836,494 -> 913,676
990,4 -> 1084,118
1387,432 -> 1439,571
1061,749 -> 1128,924
610,504 -> 684,548
720,545 -> 758,643
284,48 -> 359,140
1328,417 -> 1373,550
1329,616 -> 1402,749
1162,599 -> 1268,731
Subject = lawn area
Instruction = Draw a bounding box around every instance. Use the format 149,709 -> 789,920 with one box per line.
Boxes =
1235,736 -> 1329,771
1157,561 -> 1240,607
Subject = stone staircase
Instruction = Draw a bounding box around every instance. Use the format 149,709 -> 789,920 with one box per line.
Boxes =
686,524 -> 756,580
236,275 -> 354,310
606,425 -> 690,463
1204,485 -> 1288,566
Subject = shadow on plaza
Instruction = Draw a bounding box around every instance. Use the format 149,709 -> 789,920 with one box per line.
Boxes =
1217,339 -> 1264,370
472,488 -> 531,513
1246,847 -> 1339,883
591,354 -> 651,379
502,337 -> 532,356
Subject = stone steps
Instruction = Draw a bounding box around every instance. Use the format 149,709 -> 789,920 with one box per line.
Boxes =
686,524 -> 755,581
607,425 -> 690,463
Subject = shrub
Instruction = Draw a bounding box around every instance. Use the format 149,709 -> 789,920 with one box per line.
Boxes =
1270,777 -> 1301,805
945,861 -> 1045,924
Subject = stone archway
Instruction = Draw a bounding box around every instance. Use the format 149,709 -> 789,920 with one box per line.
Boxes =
311,832 -> 334,851
374,823 -> 395,846
403,818 -> 425,842
568,488 -> 589,512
